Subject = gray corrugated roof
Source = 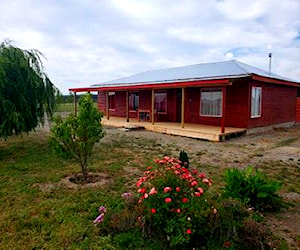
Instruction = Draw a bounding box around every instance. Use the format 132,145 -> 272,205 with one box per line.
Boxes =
92,60 -> 299,87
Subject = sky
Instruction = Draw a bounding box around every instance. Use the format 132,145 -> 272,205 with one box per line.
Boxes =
0,0 -> 299,94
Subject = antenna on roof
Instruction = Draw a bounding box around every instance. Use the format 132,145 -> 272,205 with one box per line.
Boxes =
268,53 -> 272,74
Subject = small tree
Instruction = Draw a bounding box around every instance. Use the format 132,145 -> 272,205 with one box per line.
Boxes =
49,94 -> 104,182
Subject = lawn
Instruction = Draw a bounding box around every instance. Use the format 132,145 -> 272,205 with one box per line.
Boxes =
0,129 -> 165,249
55,102 -> 98,113
0,125 -> 299,249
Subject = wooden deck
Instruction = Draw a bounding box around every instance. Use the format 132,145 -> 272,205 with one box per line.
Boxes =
102,117 -> 246,142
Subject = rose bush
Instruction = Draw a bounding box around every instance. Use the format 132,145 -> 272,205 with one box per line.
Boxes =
135,156 -> 213,247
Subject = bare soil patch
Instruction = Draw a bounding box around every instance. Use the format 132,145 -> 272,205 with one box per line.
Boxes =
33,172 -> 111,191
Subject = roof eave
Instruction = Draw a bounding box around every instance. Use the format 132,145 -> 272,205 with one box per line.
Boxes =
251,74 -> 300,87
69,76 -> 248,92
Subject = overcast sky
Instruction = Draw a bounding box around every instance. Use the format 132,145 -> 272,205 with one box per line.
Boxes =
1,0 -> 299,94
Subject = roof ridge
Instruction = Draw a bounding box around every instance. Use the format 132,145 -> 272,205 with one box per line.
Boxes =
231,60 -> 250,74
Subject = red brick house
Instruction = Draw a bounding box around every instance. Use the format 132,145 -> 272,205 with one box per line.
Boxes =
70,60 -> 299,140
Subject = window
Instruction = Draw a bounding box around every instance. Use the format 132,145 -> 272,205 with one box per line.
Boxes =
200,89 -> 222,116
108,92 -> 115,110
129,92 -> 139,111
251,87 -> 262,118
155,92 -> 167,113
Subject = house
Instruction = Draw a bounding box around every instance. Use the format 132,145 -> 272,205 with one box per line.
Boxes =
70,60 -> 300,141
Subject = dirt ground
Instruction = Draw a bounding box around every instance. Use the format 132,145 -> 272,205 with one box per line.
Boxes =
102,125 -> 300,167
102,125 -> 300,249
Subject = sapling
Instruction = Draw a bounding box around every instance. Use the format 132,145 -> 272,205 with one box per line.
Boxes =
49,94 -> 104,182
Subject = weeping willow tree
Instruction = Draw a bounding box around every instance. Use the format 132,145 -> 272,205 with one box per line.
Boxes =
0,40 -> 59,139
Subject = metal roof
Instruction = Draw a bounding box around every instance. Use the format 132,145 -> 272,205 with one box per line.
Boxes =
92,60 -> 299,88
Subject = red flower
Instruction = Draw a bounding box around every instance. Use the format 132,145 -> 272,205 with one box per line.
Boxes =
182,198 -> 189,203
138,188 -> 146,193
164,187 -> 172,193
151,208 -> 156,214
176,187 -> 181,192
186,229 -> 192,234
191,169 -> 198,175
223,241 -> 232,248
199,173 -> 206,178
165,197 -> 172,203
195,192 -> 201,197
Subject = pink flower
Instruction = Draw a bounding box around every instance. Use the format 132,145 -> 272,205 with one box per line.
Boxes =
136,180 -> 142,187
143,193 -> 149,199
186,229 -> 192,234
182,198 -> 189,203
190,181 -> 198,187
164,187 -> 172,193
121,192 -> 132,198
176,187 -> 181,192
151,208 -> 156,214
176,208 -> 181,213
165,198 -> 172,203
203,178 -> 212,186
98,206 -> 106,213
197,187 -> 204,194
212,208 -> 218,214
93,213 -> 104,224
149,187 -> 158,195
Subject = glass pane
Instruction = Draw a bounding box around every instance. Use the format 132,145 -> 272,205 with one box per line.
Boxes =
155,93 -> 167,113
200,90 -> 222,116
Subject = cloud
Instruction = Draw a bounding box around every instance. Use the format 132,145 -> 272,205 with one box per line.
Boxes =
0,0 -> 299,93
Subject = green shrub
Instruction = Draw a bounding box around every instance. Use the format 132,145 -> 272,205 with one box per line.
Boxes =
223,167 -> 283,211
135,156 -> 212,247
179,150 -> 189,168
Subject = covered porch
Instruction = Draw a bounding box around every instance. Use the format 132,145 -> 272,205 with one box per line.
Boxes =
102,116 -> 246,142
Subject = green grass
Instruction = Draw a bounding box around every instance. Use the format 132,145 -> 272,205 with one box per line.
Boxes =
55,102 -> 74,112
55,102 -> 98,113
0,129 -> 299,249
0,130 -> 165,249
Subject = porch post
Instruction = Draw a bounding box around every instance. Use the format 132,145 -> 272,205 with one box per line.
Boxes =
151,89 -> 155,125
106,91 -> 110,120
181,88 -> 185,128
221,86 -> 227,133
126,91 -> 129,122
74,92 -> 77,116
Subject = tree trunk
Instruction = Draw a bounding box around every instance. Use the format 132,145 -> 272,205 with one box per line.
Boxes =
81,157 -> 88,182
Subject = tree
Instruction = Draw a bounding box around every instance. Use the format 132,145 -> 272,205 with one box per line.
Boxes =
0,40 -> 58,139
49,94 -> 104,182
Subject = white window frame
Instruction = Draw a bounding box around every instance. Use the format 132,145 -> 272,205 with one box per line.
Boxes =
200,89 -> 222,117
251,87 -> 262,118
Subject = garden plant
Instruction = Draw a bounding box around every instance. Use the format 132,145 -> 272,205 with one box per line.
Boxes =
49,93 -> 104,182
